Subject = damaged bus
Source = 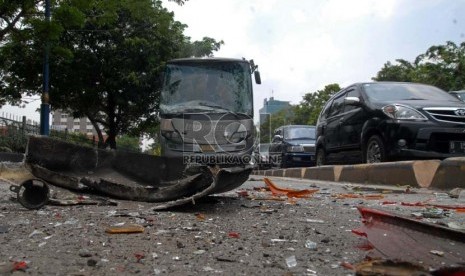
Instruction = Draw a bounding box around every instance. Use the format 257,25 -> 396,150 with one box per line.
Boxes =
159,58 -> 261,191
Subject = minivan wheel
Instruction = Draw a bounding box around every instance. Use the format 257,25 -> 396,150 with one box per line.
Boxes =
365,135 -> 386,163
316,148 -> 326,166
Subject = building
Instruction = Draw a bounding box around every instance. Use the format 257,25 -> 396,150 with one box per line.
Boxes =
51,110 -> 102,138
259,97 -> 291,115
258,97 -> 291,125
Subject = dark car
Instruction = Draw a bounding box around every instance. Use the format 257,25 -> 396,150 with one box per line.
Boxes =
269,125 -> 316,168
315,82 -> 465,165
450,90 -> 465,101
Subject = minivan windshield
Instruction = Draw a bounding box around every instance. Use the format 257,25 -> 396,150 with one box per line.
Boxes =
363,83 -> 460,102
284,127 -> 316,140
160,61 -> 253,115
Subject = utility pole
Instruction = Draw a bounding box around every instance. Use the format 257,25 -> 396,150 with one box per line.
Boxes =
40,0 -> 50,135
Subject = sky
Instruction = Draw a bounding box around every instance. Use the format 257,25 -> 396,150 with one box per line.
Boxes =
1,0 -> 465,124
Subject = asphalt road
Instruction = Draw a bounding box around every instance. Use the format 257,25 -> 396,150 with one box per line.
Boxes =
1,176 -> 464,275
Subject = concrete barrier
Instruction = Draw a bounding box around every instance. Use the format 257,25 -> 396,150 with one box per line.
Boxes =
283,168 -> 305,178
250,158 -> 465,189
264,170 -> 273,177
272,169 -> 285,177
430,157 -> 465,190
338,160 -> 441,188
303,165 -> 342,182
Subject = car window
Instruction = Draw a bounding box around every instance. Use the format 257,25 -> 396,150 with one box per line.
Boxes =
363,83 -> 458,101
319,99 -> 333,121
284,127 -> 315,140
329,93 -> 345,117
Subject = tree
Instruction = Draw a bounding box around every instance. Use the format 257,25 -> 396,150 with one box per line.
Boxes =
116,134 -> 141,152
293,83 -> 340,126
373,41 -> 465,91
413,41 -> 465,91
0,0 -> 38,42
259,106 -> 295,144
0,0 -> 222,149
372,59 -> 415,82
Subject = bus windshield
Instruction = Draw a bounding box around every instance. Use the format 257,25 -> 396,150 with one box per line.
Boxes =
160,60 -> 253,115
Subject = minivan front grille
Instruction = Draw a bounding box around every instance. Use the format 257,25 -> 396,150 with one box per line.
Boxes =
423,107 -> 465,124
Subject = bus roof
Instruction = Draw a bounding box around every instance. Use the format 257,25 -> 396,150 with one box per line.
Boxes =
167,57 -> 249,64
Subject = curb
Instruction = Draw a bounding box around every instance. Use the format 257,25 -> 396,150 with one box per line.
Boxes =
337,160 -> 440,188
430,157 -> 465,190
252,158 -> 462,189
303,165 -> 342,182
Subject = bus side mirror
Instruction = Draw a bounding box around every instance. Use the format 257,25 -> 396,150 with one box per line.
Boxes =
254,71 -> 261,84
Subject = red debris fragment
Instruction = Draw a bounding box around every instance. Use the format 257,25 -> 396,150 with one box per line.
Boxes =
263,178 -> 318,198
134,253 -> 145,263
236,190 -> 249,197
12,261 -> 28,272
401,201 -> 427,207
340,261 -> 355,270
228,232 -> 240,238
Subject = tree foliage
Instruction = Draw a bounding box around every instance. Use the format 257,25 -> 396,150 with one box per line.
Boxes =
0,0 -> 222,149
259,106 -> 294,144
0,0 -> 38,41
373,41 -> 465,91
116,134 -> 141,152
372,59 -> 415,83
293,83 -> 340,126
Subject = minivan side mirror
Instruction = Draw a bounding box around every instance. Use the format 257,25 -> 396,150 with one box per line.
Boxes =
254,71 -> 261,84
345,96 -> 360,106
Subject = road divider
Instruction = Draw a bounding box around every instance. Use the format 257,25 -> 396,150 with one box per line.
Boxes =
430,157 -> 465,190
252,158 -> 465,189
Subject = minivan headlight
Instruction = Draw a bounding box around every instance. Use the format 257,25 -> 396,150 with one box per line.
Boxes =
287,145 -> 304,152
382,104 -> 428,120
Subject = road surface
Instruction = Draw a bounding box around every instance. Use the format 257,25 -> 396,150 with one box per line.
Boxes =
1,176 -> 464,275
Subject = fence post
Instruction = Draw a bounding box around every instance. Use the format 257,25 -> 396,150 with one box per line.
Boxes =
22,116 -> 26,135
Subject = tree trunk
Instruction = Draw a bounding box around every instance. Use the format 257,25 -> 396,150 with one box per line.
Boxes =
86,114 -> 106,149
105,133 -> 117,150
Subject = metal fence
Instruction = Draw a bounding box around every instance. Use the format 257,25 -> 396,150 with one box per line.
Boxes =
0,113 -> 142,153
0,113 -> 97,152
0,114 -> 40,152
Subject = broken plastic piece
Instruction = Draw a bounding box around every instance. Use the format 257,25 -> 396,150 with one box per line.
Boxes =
195,213 -> 206,221
263,178 -> 318,198
236,190 -> 249,197
134,253 -> 145,263
228,232 -> 240,238
353,207 -> 465,268
340,261 -> 355,270
105,224 -> 144,234
354,260 -> 428,275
